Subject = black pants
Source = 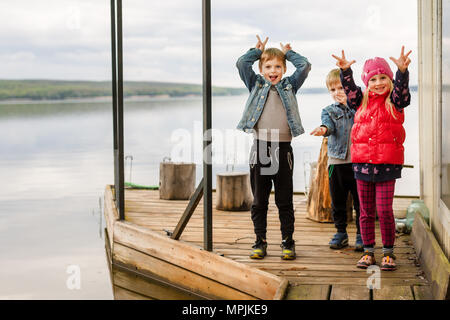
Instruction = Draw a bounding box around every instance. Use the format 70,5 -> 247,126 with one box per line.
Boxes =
328,163 -> 361,234
249,139 -> 294,240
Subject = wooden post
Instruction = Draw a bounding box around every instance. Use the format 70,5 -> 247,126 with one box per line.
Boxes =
306,138 -> 354,223
216,172 -> 253,211
159,162 -> 196,200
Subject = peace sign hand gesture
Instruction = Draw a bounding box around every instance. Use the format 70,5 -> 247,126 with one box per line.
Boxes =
280,42 -> 292,54
332,50 -> 356,71
389,46 -> 412,73
255,35 -> 268,51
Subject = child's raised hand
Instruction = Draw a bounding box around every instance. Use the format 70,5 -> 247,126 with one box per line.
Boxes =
310,126 -> 327,136
255,35 -> 268,51
280,42 -> 292,54
332,50 -> 356,70
389,46 -> 412,73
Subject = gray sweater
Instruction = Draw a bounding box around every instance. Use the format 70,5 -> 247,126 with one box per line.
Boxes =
253,86 -> 292,142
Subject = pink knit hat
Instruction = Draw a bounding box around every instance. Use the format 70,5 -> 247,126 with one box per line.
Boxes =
361,57 -> 393,87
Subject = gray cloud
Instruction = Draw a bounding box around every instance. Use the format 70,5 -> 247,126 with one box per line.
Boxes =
0,0 -> 417,87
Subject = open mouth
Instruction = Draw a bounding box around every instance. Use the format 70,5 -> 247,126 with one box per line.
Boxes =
269,75 -> 278,82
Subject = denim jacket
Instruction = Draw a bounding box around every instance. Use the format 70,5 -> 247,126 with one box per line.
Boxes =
236,48 -> 311,137
321,102 -> 355,159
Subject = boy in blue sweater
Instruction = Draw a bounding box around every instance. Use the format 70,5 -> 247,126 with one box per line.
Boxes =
310,68 -> 363,251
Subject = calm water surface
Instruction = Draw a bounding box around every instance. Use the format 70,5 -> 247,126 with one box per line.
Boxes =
0,92 -> 419,299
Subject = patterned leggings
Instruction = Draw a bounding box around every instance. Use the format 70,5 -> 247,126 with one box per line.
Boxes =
356,179 -> 396,247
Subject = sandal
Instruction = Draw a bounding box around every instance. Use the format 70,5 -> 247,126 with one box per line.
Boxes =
381,253 -> 397,271
356,251 -> 376,269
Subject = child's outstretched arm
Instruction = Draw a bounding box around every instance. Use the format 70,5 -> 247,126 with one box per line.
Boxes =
236,35 -> 268,92
389,46 -> 412,109
332,50 -> 362,110
281,42 -> 311,94
310,109 -> 335,136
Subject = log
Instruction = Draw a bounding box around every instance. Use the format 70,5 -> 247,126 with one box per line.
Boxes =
159,162 -> 195,200
216,172 -> 252,211
306,138 -> 354,223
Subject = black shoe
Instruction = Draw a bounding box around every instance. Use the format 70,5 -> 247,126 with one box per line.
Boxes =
280,238 -> 296,260
250,238 -> 267,259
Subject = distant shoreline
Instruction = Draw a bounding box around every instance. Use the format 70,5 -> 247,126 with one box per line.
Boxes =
0,79 -> 418,104
0,79 -> 246,102
0,94 -> 195,105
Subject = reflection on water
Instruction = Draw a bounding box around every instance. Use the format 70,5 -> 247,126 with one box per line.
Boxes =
0,93 -> 419,299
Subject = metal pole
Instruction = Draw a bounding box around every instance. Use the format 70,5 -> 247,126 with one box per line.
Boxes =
110,0 -> 117,155
111,0 -> 125,219
110,0 -> 119,205
202,0 -> 212,251
116,0 -> 125,219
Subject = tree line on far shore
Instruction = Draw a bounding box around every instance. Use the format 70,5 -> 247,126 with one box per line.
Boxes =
0,79 -> 418,101
0,80 -> 246,101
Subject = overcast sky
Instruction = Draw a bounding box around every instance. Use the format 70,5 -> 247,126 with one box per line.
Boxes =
0,0 -> 418,88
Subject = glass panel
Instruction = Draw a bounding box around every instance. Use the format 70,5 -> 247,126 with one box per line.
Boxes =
442,0 -> 450,207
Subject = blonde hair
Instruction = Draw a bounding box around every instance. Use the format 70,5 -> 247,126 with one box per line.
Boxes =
259,48 -> 286,70
326,68 -> 341,90
360,79 -> 397,119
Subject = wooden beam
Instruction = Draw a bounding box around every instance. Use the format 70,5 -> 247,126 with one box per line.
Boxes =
112,266 -> 203,300
113,220 -> 287,299
411,213 -> 450,299
113,242 -> 254,300
104,185 -> 119,250
171,178 -> 204,240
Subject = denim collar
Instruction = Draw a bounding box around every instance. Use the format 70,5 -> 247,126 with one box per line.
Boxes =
334,102 -> 349,109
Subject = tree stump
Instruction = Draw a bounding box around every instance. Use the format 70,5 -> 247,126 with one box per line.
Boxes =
159,162 -> 196,200
216,172 -> 253,211
306,138 -> 354,223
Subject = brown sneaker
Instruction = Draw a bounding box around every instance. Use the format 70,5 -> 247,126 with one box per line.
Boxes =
356,251 -> 376,269
381,253 -> 397,271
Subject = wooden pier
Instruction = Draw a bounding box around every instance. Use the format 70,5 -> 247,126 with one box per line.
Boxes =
104,185 -> 434,300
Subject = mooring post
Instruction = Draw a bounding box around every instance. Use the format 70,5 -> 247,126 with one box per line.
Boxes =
110,0 -> 125,220
202,0 -> 213,251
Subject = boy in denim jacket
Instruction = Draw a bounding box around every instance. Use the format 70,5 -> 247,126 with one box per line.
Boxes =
310,68 -> 362,251
236,35 -> 311,260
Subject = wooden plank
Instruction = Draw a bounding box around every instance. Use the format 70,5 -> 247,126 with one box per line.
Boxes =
411,213 -> 450,300
285,284 -> 330,300
413,285 -> 434,300
113,221 -> 286,300
112,266 -> 201,300
286,276 -> 426,286
113,242 -> 254,300
170,177 -> 204,240
273,279 -> 289,300
330,285 -> 370,300
104,185 -> 119,250
113,285 -> 153,300
372,286 -> 414,300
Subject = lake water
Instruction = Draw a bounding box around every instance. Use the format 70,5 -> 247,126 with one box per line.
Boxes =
0,92 -> 419,299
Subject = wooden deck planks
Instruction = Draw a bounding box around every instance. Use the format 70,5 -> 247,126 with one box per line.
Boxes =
330,285 -> 371,300
121,189 -> 428,299
285,284 -> 330,300
372,286 -> 415,300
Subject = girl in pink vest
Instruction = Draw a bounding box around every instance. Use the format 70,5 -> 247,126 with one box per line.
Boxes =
332,47 -> 412,271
